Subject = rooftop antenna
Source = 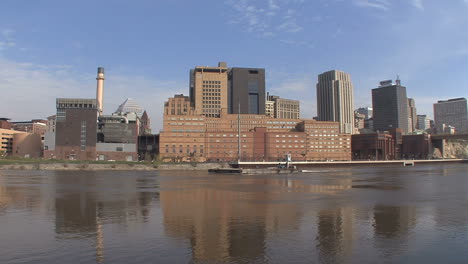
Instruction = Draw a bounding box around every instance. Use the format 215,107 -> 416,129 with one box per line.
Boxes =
396,75 -> 401,85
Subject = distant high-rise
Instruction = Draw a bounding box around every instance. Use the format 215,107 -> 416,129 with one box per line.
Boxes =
316,70 -> 355,134
189,62 -> 228,118
356,107 -> 373,120
433,98 -> 468,134
266,93 -> 300,119
372,79 -> 410,134
416,115 -> 430,131
228,67 -> 265,115
408,98 -> 417,133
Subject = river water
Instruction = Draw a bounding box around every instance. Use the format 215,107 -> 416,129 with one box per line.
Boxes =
1,164 -> 467,264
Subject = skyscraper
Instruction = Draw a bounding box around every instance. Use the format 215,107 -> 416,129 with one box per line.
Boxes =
372,79 -> 410,133
433,98 -> 468,134
316,70 -> 355,134
408,98 -> 417,133
189,62 -> 228,118
228,67 -> 265,115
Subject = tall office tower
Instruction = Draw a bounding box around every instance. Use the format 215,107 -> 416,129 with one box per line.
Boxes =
433,98 -> 468,134
408,98 -> 417,133
266,93 -> 300,119
371,79 -> 410,133
228,67 -> 265,114
316,70 -> 355,133
189,62 -> 228,117
416,115 -> 430,131
96,67 -> 105,115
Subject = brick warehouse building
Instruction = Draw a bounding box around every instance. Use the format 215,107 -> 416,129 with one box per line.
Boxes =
159,95 -> 351,162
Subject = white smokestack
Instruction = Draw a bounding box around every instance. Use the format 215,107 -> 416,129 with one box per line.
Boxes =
96,67 -> 105,114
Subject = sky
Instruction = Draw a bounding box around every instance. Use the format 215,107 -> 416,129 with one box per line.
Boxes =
1,0 -> 468,131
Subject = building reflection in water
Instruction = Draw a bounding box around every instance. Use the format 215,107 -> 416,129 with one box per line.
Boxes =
53,170 -> 158,263
315,207 -> 354,264
159,173 -> 353,263
372,205 -> 416,257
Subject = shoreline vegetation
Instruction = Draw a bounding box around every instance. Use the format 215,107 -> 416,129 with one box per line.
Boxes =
0,157 -> 466,171
0,157 -> 229,171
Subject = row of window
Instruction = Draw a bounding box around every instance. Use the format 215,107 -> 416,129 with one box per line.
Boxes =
209,134 -> 247,137
203,80 -> 221,84
168,117 -> 204,121
169,129 -> 205,132
202,103 -> 221,108
165,144 -> 204,148
266,121 -> 298,125
203,96 -> 220,100
273,145 -> 305,148
203,88 -> 220,93
166,149 -> 205,154
168,122 -> 204,126
57,103 -> 94,108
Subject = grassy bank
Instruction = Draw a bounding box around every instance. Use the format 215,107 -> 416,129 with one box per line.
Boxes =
0,157 -> 227,171
0,157 -> 152,165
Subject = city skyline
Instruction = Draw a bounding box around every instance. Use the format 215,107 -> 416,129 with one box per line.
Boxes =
1,0 -> 468,131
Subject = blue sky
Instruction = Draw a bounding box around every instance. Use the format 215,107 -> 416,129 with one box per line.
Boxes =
1,0 -> 467,130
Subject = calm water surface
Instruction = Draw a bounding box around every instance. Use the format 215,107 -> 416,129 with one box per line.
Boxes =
1,164 -> 468,264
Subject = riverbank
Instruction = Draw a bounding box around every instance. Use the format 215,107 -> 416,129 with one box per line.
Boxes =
0,158 -> 465,171
235,159 -> 468,168
0,158 -> 229,171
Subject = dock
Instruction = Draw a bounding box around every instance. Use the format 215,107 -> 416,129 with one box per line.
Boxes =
231,159 -> 466,168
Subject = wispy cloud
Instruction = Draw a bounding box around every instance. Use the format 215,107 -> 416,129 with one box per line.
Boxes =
0,28 -> 16,51
279,39 -> 313,48
225,0 -> 305,36
353,0 -> 390,11
410,0 -> 424,10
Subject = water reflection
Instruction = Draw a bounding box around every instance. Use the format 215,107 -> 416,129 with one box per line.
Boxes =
160,176 -> 312,263
51,171 -> 159,263
1,165 -> 468,263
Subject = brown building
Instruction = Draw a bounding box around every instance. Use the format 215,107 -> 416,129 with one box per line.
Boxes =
0,118 -> 12,129
0,128 -> 42,158
189,62 -> 228,118
402,134 -> 432,159
164,94 -> 199,115
138,134 -> 159,161
11,120 -> 47,144
352,133 -> 396,160
160,96 -> 351,162
54,98 -> 98,160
